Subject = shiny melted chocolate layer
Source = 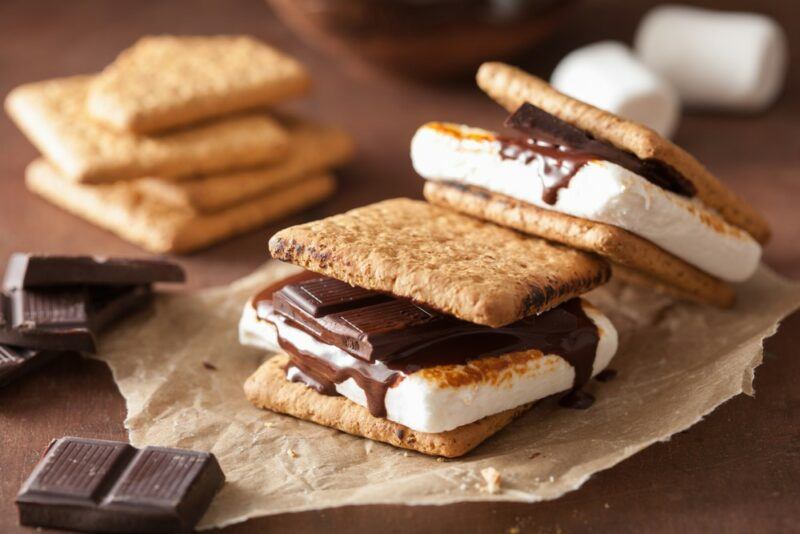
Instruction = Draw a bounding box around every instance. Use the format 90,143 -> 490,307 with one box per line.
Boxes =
254,273 -> 602,417
499,103 -> 696,205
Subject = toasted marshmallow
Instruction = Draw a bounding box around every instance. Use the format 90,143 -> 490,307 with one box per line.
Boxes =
411,123 -> 761,283
240,297 -> 618,434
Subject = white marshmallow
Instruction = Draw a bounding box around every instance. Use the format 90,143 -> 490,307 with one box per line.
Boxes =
411,123 -> 761,283
239,299 -> 278,351
240,297 -> 618,434
635,5 -> 787,111
551,41 -> 680,138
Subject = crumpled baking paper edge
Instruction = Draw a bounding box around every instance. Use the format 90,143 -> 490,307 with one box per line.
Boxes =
89,262 -> 800,528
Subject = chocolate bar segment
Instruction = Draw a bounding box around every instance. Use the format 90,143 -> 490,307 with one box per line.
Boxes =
504,103 -> 696,198
16,437 -> 225,533
0,285 -> 152,353
270,285 -> 462,361
3,253 -> 185,290
0,345 -> 60,388
0,288 -> 95,352
282,276 -> 390,317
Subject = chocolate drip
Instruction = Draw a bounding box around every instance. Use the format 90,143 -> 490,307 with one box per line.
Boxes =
558,390 -> 595,410
595,369 -> 617,382
501,103 -> 696,204
498,137 -> 595,204
256,273 -> 602,417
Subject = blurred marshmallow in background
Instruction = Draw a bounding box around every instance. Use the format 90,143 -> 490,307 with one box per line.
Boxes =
550,41 -> 680,138
635,4 -> 788,112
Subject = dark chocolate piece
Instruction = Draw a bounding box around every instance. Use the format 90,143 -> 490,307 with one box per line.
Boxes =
0,285 -> 152,353
3,253 -> 185,290
0,345 -> 60,388
281,276 -> 391,317
270,289 -> 457,361
16,437 -> 225,533
503,103 -> 696,202
257,273 -> 602,417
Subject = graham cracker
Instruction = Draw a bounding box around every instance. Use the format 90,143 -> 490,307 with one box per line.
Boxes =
423,181 -> 735,308
25,159 -> 334,254
244,355 -> 534,458
5,76 -> 289,183
88,35 -> 311,134
268,198 -> 610,327
135,116 -> 354,212
476,62 -> 770,244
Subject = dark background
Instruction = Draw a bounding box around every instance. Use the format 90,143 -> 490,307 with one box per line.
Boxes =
0,0 -> 798,532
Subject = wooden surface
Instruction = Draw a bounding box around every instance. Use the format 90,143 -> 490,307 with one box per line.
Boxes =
1,0 -> 799,532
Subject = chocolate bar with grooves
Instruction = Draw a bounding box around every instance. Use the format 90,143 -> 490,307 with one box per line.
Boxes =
16,436 -> 225,533
281,276 -> 391,317
0,285 -> 152,353
3,253 -> 185,290
269,280 -> 466,361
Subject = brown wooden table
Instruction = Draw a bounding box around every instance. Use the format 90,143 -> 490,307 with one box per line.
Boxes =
1,1 -> 799,532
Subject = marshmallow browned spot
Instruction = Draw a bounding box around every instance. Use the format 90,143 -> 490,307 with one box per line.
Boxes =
245,355 -> 537,458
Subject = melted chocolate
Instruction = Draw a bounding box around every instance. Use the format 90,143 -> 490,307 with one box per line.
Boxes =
558,390 -> 595,410
255,273 -> 602,417
498,137 -> 595,204
500,103 -> 696,205
595,368 -> 617,382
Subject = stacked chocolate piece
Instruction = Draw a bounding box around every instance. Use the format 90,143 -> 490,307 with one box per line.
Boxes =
5,35 -> 354,253
0,253 -> 184,387
239,62 -> 770,458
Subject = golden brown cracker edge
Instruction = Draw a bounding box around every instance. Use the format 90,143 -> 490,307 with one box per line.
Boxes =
423,181 -> 735,308
245,355 -> 534,458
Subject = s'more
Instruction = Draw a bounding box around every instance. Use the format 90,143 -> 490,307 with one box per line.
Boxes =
412,62 -> 770,307
240,199 -> 618,457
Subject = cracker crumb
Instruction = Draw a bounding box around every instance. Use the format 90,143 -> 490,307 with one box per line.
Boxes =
436,457 -> 446,463
364,441 -> 374,455
481,467 -> 502,494
508,527 -> 521,534
264,421 -> 275,428
403,452 -> 410,457
286,448 -> 298,459
604,502 -> 610,509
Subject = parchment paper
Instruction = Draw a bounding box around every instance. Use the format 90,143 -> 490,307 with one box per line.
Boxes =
91,262 -> 800,529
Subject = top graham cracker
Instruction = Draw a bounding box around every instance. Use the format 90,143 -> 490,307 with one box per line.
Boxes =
88,35 -> 311,134
268,198 -> 610,327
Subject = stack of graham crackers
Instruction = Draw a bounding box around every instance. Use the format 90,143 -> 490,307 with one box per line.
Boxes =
5,35 -> 354,253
